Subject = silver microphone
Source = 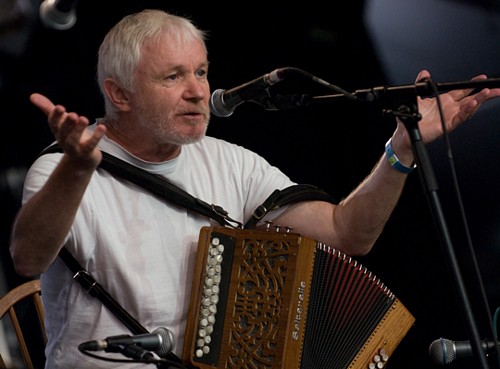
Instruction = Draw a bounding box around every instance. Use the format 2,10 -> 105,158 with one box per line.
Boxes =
429,337 -> 499,365
210,67 -> 290,117
39,0 -> 80,30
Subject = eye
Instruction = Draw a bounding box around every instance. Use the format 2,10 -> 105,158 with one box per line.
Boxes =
165,73 -> 179,82
196,68 -> 208,79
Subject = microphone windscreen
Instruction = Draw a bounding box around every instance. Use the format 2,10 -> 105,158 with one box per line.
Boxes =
429,338 -> 456,365
154,327 -> 175,357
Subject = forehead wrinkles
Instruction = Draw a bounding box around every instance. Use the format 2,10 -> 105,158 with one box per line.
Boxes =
139,35 -> 207,73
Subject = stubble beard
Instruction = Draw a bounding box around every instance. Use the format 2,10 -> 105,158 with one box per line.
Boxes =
135,102 -> 210,146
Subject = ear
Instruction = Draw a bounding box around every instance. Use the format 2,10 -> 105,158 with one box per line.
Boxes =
103,78 -> 132,112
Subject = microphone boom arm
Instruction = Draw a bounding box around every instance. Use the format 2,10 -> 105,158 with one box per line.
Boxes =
306,76 -> 500,104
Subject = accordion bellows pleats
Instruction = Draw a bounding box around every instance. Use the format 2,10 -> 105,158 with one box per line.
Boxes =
183,226 -> 415,369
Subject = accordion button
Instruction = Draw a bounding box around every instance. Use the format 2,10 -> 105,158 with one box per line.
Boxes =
379,349 -> 389,362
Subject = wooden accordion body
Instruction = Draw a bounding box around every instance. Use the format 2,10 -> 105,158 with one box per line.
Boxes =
182,226 -> 415,369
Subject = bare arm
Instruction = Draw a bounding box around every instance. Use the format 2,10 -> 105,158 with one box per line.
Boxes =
10,93 -> 106,277
274,70 -> 500,255
274,144 -> 407,256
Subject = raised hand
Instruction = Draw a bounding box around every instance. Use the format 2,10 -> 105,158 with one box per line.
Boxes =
414,70 -> 500,144
30,93 -> 107,170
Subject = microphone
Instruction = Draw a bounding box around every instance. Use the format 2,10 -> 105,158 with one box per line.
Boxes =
78,327 -> 175,358
210,67 -> 290,117
429,337 -> 499,365
39,0 -> 80,30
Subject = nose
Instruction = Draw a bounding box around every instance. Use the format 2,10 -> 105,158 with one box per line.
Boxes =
183,75 -> 207,101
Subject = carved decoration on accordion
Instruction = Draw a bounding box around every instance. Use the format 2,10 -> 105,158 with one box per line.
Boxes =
195,235 -> 294,364
229,237 -> 290,366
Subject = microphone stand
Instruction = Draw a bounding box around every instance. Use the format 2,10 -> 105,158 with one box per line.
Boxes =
303,77 -> 500,369
386,90 -> 490,369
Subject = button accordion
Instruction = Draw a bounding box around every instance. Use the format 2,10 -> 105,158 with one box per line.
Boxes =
182,226 -> 414,369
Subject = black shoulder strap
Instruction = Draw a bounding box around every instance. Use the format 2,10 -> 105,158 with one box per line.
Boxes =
99,152 -> 243,228
244,184 -> 337,229
59,240 -> 186,367
58,248 -> 148,335
41,143 -> 242,228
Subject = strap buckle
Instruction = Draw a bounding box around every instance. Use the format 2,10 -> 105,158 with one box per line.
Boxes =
73,270 -> 99,297
211,204 -> 243,229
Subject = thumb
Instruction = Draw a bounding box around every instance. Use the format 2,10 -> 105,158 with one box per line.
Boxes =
30,93 -> 57,116
416,69 -> 431,83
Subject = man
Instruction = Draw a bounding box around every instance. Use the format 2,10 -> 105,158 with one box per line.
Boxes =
9,9 -> 500,369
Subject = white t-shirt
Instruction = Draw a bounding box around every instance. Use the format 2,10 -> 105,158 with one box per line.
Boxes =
23,128 -> 295,369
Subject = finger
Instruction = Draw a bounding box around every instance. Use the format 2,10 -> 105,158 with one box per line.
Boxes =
56,112 -> 82,142
415,69 -> 431,83
81,124 -> 107,154
459,87 -> 497,118
454,88 -> 491,121
30,93 -> 56,116
448,74 -> 489,102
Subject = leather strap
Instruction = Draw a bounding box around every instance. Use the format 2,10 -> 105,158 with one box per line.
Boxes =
244,184 -> 337,229
58,248 -> 148,335
41,143 -> 242,228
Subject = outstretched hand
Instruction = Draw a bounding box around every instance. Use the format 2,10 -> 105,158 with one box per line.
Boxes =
412,70 -> 500,144
30,93 -> 107,170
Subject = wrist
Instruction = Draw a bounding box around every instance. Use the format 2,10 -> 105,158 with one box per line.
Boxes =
385,138 -> 416,174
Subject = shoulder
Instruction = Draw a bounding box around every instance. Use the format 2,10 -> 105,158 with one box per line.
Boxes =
28,143 -> 63,176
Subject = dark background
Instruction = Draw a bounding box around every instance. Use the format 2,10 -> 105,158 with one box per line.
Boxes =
1,1 -> 500,369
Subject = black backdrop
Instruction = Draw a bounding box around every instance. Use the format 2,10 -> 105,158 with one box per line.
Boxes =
1,1 -> 500,369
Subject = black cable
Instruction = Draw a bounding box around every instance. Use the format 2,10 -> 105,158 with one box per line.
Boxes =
287,67 -> 358,100
78,346 -> 191,368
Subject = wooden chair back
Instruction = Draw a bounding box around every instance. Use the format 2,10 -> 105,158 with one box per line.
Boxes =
0,279 -> 46,369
